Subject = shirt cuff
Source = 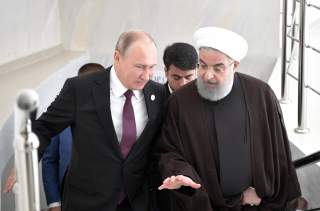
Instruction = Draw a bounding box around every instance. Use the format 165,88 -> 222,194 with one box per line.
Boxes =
48,202 -> 61,208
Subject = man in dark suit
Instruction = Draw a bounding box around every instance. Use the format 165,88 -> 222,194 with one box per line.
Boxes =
163,42 -> 198,96
152,42 -> 198,211
41,63 -> 104,211
5,30 -> 167,211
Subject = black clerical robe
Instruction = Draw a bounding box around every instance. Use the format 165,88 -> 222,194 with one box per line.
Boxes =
157,72 -> 301,211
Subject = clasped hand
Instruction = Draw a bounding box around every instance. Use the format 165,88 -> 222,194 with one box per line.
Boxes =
241,187 -> 261,206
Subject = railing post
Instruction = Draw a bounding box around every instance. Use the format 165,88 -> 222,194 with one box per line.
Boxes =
291,0 -> 297,54
14,89 -> 41,211
280,0 -> 290,103
295,0 -> 310,133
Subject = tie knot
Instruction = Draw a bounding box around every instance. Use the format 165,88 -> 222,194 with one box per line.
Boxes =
124,89 -> 133,99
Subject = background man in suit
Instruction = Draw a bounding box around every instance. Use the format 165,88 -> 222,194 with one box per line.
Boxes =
42,63 -> 105,211
5,30 -> 167,211
163,42 -> 198,95
154,42 -> 198,211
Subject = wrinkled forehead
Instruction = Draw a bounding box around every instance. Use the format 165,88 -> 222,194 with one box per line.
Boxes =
123,39 -> 157,58
198,47 -> 233,63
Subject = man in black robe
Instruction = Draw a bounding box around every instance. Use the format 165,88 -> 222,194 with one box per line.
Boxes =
156,26 -> 301,211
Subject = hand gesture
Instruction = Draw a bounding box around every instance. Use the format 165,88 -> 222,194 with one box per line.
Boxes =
158,175 -> 201,190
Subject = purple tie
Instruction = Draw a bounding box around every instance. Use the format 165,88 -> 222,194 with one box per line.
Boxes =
118,90 -> 136,203
120,90 -> 136,159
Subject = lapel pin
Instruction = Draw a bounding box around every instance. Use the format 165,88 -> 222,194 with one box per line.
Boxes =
151,94 -> 155,101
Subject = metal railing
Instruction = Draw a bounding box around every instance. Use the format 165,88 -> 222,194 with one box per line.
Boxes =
293,151 -> 320,211
14,89 -> 41,211
294,150 -> 320,169
281,0 -> 320,133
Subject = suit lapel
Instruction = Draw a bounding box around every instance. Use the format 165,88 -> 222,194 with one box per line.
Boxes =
143,82 -> 158,122
92,69 -> 122,158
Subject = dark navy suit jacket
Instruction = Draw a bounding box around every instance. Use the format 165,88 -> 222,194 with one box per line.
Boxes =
34,67 -> 167,211
42,127 -> 72,204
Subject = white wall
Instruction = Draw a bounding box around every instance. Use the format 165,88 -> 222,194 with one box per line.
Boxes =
59,0 -> 280,80
0,0 -> 61,65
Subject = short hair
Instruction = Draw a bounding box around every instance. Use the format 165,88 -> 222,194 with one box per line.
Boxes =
78,63 -> 105,76
163,42 -> 198,71
115,30 -> 156,56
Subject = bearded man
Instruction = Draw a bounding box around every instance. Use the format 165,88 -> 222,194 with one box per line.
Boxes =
156,26 -> 301,211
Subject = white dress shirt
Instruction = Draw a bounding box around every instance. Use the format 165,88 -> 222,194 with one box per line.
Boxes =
110,66 -> 148,142
48,202 -> 61,208
167,83 -> 173,94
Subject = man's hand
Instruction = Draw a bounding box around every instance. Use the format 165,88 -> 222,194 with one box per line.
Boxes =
48,207 -> 61,211
158,175 -> 201,190
241,187 -> 261,206
3,168 -> 16,193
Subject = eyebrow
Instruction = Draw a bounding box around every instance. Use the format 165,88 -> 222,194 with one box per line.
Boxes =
199,59 -> 224,67
184,74 -> 195,77
171,74 -> 182,78
134,63 -> 157,68
171,73 -> 194,77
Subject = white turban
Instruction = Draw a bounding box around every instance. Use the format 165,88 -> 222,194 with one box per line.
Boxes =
193,26 -> 248,62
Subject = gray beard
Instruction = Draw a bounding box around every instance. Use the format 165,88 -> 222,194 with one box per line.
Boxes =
196,72 -> 234,102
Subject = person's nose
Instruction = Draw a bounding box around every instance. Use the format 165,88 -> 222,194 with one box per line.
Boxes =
179,78 -> 187,86
203,70 -> 215,81
141,69 -> 151,81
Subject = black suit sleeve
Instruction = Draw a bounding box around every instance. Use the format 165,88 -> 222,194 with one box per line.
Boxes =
33,78 -> 76,159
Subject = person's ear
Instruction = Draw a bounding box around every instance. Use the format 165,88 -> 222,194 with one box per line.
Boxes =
114,50 -> 121,64
233,61 -> 240,72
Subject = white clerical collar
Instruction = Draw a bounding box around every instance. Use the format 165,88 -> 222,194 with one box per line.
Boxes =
110,66 -> 143,100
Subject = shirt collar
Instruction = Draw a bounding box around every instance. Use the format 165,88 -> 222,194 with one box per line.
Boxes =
167,83 -> 173,94
110,66 -> 144,100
